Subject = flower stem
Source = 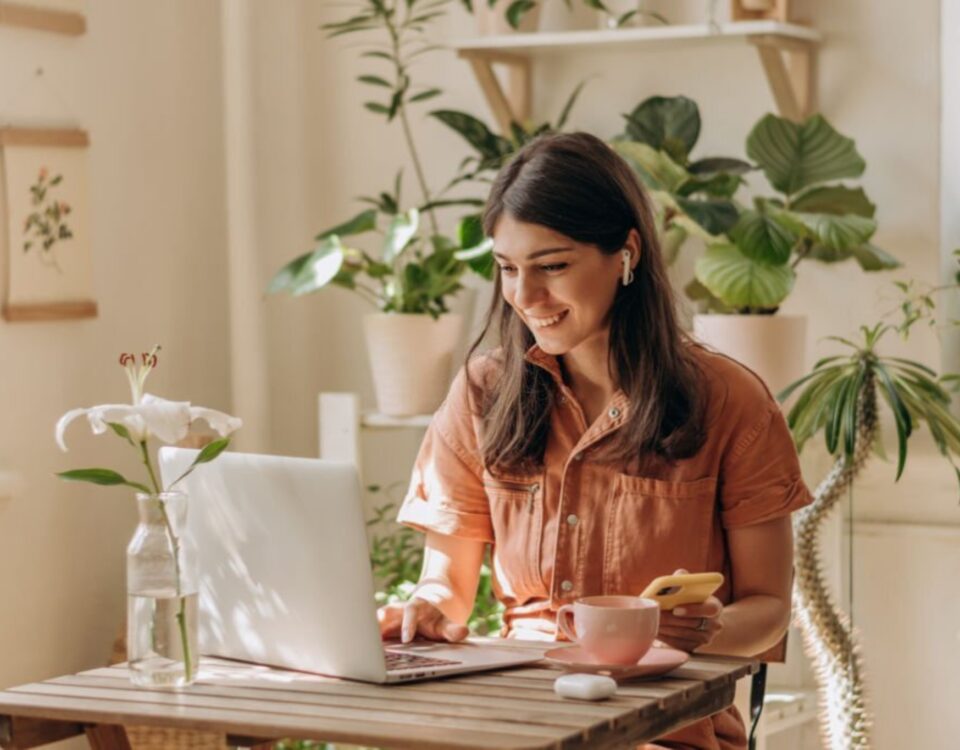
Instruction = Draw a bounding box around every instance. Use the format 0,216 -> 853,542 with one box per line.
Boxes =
140,440 -> 194,683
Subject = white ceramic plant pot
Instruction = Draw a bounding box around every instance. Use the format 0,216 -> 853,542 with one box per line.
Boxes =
364,312 -> 464,416
693,314 -> 807,397
475,1 -> 543,34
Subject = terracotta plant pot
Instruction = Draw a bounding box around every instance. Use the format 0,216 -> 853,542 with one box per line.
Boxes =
364,312 -> 464,416
474,1 -> 543,34
692,314 -> 806,397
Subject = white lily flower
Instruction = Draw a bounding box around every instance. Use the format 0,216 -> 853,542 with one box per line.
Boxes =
56,393 -> 242,452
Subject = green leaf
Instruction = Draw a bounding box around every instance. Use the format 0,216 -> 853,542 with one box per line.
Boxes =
747,113 -> 866,196
430,110 -> 513,162
382,209 -> 420,264
687,157 -> 754,176
107,422 -> 135,446
169,438 -> 231,489
457,215 -> 484,249
875,363 -> 913,479
675,197 -> 739,237
358,75 -> 392,88
365,102 -> 390,115
791,212 -> 876,250
622,95 -> 701,164
730,209 -> 796,265
850,242 -> 902,271
806,243 -> 854,263
677,172 -> 744,199
314,209 -> 377,241
791,185 -> 876,217
408,88 -> 442,103
505,0 -> 535,29
57,468 -> 152,494
555,79 -> 588,130
694,243 -> 795,310
268,236 -> 345,296
610,141 -> 687,193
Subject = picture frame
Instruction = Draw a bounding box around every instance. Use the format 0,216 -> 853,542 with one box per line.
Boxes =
0,0 -> 85,36
0,127 -> 97,322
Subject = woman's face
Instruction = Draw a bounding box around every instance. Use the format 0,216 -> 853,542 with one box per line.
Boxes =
493,214 -> 634,357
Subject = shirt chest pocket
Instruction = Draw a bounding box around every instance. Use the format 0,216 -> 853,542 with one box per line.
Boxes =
604,474 -> 718,595
482,472 -> 543,595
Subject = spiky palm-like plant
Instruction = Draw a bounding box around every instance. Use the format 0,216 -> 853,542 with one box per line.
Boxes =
777,321 -> 960,750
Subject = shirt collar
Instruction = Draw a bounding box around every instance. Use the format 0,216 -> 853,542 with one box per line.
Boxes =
523,344 -> 631,425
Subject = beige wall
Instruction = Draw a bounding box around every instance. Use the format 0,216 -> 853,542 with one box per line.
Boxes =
0,0 -> 230,699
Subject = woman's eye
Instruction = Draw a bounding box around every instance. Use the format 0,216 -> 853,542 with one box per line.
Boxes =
541,263 -> 568,272
498,265 -> 517,275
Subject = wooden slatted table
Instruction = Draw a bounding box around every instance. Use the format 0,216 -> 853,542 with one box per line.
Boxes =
0,640 -> 756,750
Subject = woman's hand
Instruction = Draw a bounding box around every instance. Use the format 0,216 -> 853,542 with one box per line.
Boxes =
657,596 -> 724,653
377,598 -> 469,644
654,568 -> 723,653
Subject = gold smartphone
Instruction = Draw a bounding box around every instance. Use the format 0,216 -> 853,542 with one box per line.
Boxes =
640,572 -> 724,610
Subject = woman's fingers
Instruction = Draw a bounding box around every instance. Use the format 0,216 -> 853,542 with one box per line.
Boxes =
376,603 -> 404,639
392,598 -> 469,643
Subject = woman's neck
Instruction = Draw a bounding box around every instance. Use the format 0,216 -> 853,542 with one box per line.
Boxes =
559,334 -> 616,424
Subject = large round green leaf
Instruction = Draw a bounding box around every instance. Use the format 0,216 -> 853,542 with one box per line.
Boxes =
730,209 -> 796,265
850,242 -> 901,271
747,114 -> 866,197
791,185 -> 876,217
675,197 -> 739,236
792,211 -> 876,250
611,141 -> 687,193
622,96 -> 700,164
695,244 -> 795,310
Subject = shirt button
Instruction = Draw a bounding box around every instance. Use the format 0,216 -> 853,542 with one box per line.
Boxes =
559,395 -> 567,405
560,580 -> 574,593
573,452 -> 584,461
608,407 -> 621,418
566,514 -> 579,526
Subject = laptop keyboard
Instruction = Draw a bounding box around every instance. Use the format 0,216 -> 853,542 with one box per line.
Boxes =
384,649 -> 462,671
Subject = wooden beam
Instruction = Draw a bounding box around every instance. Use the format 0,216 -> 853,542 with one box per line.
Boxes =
458,50 -> 532,135
0,715 -> 84,748
2,300 -> 99,323
0,128 -> 89,148
0,3 -> 85,36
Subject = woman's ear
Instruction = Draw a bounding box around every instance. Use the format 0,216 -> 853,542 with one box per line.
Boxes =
626,228 -> 642,270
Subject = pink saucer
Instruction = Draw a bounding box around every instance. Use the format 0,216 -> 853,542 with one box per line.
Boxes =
543,644 -> 689,680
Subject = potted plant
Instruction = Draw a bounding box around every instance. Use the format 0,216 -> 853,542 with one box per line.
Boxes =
269,0 -> 589,415
269,0 -> 496,416
613,96 -> 900,392
776,278 -> 960,749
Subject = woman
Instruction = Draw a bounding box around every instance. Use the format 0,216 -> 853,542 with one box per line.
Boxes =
377,132 -> 812,749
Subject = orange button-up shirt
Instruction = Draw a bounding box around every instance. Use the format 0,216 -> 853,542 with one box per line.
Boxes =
398,343 -> 813,749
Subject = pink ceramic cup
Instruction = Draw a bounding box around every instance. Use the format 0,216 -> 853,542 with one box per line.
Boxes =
556,595 -> 660,665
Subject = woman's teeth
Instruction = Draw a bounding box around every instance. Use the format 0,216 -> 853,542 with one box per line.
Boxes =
528,310 -> 568,329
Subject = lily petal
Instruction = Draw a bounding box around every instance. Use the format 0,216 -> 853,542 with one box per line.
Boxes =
138,394 -> 192,445
55,407 -> 90,452
189,406 -> 243,437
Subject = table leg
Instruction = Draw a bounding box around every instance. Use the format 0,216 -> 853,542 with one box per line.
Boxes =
84,725 -> 132,750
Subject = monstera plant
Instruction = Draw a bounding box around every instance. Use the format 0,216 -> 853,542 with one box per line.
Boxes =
693,113 -> 901,314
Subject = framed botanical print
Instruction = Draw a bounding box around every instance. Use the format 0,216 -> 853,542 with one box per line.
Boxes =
0,127 -> 97,322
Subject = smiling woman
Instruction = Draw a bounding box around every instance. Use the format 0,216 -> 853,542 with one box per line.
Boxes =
383,132 -> 813,750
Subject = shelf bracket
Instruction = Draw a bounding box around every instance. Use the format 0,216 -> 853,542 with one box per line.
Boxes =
458,50 -> 531,135
749,34 -> 817,122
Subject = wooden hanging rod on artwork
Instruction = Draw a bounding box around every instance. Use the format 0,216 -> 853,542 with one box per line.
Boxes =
0,2 -> 86,36
0,128 -> 89,148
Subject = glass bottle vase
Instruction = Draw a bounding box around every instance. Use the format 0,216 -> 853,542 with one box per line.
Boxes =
127,491 -> 199,688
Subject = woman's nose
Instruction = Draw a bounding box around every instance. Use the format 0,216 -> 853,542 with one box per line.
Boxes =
512,271 -> 545,309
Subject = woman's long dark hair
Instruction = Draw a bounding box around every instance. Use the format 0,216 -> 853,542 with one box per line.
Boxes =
466,131 -> 706,472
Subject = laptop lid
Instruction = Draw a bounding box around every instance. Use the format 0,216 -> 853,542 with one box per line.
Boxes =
157,447 -> 389,682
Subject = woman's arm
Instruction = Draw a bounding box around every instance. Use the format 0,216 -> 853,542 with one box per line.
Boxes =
697,515 -> 794,657
410,530 -> 486,624
377,530 -> 486,642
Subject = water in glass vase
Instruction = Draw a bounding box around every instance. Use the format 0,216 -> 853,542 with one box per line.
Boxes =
128,590 -> 199,688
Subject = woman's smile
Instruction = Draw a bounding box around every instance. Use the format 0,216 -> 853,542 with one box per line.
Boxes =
525,309 -> 569,329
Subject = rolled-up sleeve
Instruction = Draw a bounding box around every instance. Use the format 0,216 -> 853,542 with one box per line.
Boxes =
720,403 -> 813,529
396,368 -> 494,542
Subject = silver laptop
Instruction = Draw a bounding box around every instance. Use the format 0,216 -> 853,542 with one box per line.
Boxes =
157,447 -> 540,683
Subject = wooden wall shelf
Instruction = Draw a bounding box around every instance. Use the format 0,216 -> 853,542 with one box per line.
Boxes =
452,20 -> 821,132
0,2 -> 86,36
